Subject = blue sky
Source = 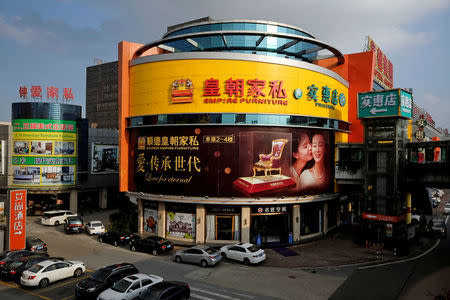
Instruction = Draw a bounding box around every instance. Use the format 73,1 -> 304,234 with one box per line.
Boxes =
1,0 -> 449,130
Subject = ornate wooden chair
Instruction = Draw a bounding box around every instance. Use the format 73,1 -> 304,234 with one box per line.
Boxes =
253,139 -> 288,179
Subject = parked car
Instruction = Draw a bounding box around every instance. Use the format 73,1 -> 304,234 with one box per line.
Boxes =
97,273 -> 163,300
173,246 -> 222,267
75,263 -> 139,299
137,281 -> 190,300
98,231 -> 136,246
444,203 -> 450,215
431,219 -> 447,238
85,220 -> 106,235
64,216 -> 84,234
0,255 -> 62,282
26,236 -> 47,253
220,243 -> 266,265
20,258 -> 85,288
130,236 -> 174,256
41,210 -> 78,226
0,250 -> 38,268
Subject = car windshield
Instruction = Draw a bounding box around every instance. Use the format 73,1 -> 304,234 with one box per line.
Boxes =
247,246 -> 260,252
90,269 -> 110,282
9,261 -> 25,268
28,264 -> 44,273
156,238 -> 167,244
69,219 -> 82,225
28,238 -> 42,244
91,222 -> 102,227
205,248 -> 217,254
111,279 -> 133,293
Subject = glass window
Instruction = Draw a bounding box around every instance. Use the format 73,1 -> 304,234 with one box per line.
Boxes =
300,203 -> 323,235
206,214 -> 240,241
142,279 -> 153,287
112,279 -> 133,293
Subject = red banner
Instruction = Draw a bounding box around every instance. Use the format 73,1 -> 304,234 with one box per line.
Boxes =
362,212 -> 405,223
9,190 -> 27,250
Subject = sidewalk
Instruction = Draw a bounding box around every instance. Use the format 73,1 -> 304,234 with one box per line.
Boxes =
81,209 -> 436,269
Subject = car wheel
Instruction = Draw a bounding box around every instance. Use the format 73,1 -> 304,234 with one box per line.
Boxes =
114,241 -> 119,247
152,249 -> 158,256
54,221 -> 60,226
200,260 -> 208,267
130,245 -> 136,252
221,252 -> 227,260
175,256 -> 182,263
243,258 -> 250,265
99,237 -> 103,243
74,268 -> 82,277
39,278 -> 49,288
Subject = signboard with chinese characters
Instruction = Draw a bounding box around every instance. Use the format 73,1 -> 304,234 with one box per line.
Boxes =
358,89 -> 412,119
18,85 -> 74,102
365,36 -> 394,89
132,126 -> 334,198
11,119 -> 77,186
129,59 -> 349,122
9,190 -> 27,250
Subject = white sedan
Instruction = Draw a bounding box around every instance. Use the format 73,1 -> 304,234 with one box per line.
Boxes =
97,273 -> 163,300
20,259 -> 85,288
220,243 -> 266,265
85,221 -> 106,235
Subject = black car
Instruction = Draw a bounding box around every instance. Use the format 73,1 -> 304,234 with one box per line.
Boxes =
25,236 -> 48,253
130,236 -> 174,256
0,250 -> 37,268
431,219 -> 447,238
137,281 -> 190,300
75,263 -> 139,299
0,255 -> 59,281
64,216 -> 85,234
98,231 -> 136,246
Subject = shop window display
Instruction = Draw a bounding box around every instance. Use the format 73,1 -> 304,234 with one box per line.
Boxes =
206,215 -> 240,241
300,202 -> 323,235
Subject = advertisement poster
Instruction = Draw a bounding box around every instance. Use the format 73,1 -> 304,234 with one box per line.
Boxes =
143,207 -> 158,234
92,144 -> 119,173
166,212 -> 195,239
133,127 -> 333,198
11,119 -> 77,186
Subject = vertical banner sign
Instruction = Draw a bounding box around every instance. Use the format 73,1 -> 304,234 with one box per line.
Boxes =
9,190 -> 27,250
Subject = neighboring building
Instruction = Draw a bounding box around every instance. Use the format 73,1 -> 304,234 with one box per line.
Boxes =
117,18 -> 406,245
10,102 -> 84,214
86,61 -> 119,129
411,104 -> 444,142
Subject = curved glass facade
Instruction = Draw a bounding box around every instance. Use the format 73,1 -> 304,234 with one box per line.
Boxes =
128,114 -> 350,132
164,22 -> 315,39
12,102 -> 81,121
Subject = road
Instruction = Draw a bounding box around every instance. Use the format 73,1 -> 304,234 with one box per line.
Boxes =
330,215 -> 450,300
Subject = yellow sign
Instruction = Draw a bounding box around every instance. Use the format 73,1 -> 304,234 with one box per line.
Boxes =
13,132 -> 77,140
130,59 -> 349,122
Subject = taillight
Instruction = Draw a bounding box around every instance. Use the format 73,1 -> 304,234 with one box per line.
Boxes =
9,270 -> 16,274
28,275 -> 36,280
120,237 -> 125,240
31,246 -> 36,250
0,262 -> 6,265
253,255 -> 258,258
162,246 -> 166,250
43,244 -> 47,247
209,256 -> 216,259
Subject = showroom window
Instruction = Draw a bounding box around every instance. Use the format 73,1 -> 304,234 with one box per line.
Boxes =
206,206 -> 240,241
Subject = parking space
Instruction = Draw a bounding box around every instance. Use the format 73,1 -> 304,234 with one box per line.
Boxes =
0,270 -> 92,300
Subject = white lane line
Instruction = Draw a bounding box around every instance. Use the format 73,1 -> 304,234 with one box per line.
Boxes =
191,293 -> 217,300
190,287 -> 243,299
358,238 -> 441,270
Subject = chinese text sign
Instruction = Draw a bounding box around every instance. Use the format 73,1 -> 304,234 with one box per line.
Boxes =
9,190 -> 27,250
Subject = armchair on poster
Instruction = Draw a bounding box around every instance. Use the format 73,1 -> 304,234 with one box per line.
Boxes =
253,139 -> 288,179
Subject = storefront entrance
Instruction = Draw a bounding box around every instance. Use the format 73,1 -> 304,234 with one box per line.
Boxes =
250,205 -> 291,246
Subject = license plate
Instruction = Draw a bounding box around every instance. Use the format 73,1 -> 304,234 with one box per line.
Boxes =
37,246 -> 43,250
259,253 -> 263,257
125,237 -> 130,239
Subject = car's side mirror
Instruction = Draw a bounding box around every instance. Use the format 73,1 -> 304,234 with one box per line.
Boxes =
128,288 -> 133,293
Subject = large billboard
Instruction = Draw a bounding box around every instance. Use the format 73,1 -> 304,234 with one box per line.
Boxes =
132,126 -> 334,197
358,89 -> 413,119
129,59 -> 349,122
11,119 -> 77,186
91,144 -> 119,174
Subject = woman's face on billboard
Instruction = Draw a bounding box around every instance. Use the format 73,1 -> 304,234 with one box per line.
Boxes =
295,133 -> 312,162
312,134 -> 325,163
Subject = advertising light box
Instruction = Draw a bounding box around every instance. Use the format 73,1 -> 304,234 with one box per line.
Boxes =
358,89 -> 412,119
132,126 -> 334,198
11,119 -> 77,186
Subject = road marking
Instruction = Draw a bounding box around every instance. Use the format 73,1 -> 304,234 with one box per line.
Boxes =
191,287 -> 246,299
0,280 -> 51,300
38,273 -> 91,293
358,238 -> 441,270
191,293 -> 217,300
60,296 -> 75,300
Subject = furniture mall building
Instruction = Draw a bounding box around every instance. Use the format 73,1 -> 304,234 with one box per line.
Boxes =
119,18 -> 390,245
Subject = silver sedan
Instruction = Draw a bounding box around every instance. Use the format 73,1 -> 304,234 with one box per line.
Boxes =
174,246 -> 222,267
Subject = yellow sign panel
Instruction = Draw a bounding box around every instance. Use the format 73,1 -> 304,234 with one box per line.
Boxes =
13,132 -> 77,141
130,59 -> 349,122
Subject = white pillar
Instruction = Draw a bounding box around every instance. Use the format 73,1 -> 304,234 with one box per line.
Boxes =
241,206 -> 250,243
195,205 -> 205,244
70,190 -> 78,213
158,202 -> 166,238
99,188 -> 107,209
138,199 -> 144,234
293,204 -> 300,242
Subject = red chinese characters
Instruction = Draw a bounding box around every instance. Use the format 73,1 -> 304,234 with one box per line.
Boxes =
31,86 -> 42,98
225,78 -> 244,97
203,78 -> 221,96
63,88 -> 74,101
19,86 -> 28,98
47,86 -> 59,99
18,85 -> 74,101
